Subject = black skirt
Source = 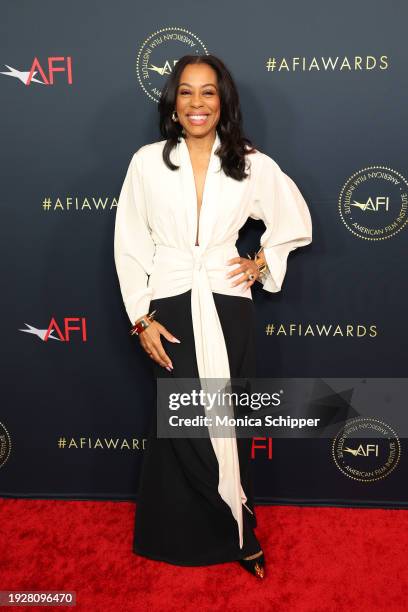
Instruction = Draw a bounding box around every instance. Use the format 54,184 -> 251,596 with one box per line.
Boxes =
133,289 -> 260,566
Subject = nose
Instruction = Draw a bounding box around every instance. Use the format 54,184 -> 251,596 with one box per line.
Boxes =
191,91 -> 205,107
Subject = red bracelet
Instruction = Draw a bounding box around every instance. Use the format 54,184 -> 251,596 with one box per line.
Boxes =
130,309 -> 157,336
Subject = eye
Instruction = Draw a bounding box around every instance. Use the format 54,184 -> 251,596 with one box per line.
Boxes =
203,91 -> 214,96
179,90 -> 190,95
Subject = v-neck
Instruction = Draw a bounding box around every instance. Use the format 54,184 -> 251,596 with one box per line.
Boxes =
179,132 -> 221,247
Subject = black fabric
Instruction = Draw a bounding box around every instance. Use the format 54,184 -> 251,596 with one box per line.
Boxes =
133,289 -> 261,566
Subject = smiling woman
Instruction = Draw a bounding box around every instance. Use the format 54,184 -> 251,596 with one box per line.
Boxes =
114,54 -> 312,578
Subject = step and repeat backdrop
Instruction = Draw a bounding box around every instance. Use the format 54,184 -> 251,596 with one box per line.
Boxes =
1,0 -> 407,507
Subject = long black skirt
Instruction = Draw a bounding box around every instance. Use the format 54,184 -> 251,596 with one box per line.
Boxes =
133,289 -> 260,566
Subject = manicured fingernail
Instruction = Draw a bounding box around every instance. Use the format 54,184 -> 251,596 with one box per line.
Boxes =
171,337 -> 181,343
165,366 -> 172,371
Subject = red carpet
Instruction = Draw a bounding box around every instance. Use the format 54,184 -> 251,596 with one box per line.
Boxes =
0,499 -> 406,611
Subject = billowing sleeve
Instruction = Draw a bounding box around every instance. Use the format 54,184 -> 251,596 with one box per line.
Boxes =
249,154 -> 312,293
114,150 -> 156,325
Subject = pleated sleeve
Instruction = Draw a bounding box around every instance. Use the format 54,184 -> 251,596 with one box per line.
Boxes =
114,149 -> 156,325
250,154 -> 312,293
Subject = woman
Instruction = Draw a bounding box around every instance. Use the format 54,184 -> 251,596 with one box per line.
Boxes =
114,54 -> 312,578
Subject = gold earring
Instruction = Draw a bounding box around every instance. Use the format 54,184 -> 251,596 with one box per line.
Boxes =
172,110 -> 186,137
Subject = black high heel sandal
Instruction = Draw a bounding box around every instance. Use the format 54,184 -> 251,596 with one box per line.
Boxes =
238,551 -> 265,579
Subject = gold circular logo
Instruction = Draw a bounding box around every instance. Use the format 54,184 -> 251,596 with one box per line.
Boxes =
338,166 -> 408,240
136,27 -> 209,103
332,416 -> 400,482
0,421 -> 11,469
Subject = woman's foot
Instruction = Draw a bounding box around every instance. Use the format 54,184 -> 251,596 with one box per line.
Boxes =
238,549 -> 265,579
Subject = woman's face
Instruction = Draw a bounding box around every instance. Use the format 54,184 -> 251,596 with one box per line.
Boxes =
175,63 -> 221,140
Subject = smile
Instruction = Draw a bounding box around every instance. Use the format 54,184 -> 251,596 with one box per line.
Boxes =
187,114 -> 209,125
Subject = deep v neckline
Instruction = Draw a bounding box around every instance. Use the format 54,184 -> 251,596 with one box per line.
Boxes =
191,155 -> 211,246
181,133 -> 220,247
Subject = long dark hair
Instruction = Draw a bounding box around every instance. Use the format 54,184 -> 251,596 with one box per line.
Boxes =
158,54 -> 257,181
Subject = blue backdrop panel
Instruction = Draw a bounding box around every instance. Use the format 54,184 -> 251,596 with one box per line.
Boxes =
1,0 -> 407,506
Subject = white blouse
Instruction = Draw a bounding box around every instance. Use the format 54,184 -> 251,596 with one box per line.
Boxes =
114,131 -> 312,549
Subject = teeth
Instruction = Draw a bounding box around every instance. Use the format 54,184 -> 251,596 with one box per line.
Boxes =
189,115 -> 207,119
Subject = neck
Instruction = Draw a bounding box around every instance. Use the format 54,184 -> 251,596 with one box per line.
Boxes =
184,131 -> 216,155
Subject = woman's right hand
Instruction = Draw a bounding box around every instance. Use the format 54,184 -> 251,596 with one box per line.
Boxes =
138,320 -> 180,371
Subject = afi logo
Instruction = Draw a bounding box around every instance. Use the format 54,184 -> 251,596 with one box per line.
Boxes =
20,317 -> 87,341
344,444 -> 379,457
1,57 -> 73,85
351,196 -> 389,212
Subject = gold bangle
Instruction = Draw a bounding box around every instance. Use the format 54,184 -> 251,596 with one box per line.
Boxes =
247,248 -> 268,277
255,257 -> 268,276
254,246 -> 268,276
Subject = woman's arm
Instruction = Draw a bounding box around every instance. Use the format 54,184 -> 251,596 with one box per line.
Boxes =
114,151 -> 155,325
114,150 -> 178,371
249,154 -> 312,292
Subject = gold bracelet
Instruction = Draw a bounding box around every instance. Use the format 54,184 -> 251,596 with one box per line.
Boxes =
246,248 -> 268,277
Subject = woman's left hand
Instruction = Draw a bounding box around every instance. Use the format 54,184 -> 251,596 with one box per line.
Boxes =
225,255 -> 261,290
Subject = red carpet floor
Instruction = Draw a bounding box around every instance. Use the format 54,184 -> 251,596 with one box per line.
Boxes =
0,499 -> 406,611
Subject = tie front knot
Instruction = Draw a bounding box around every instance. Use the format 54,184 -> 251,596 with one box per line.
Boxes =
192,249 -> 203,271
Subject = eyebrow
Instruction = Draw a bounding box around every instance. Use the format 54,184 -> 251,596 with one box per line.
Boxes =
177,82 -> 217,88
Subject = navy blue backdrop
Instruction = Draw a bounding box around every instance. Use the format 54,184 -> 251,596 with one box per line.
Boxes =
1,0 -> 407,507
